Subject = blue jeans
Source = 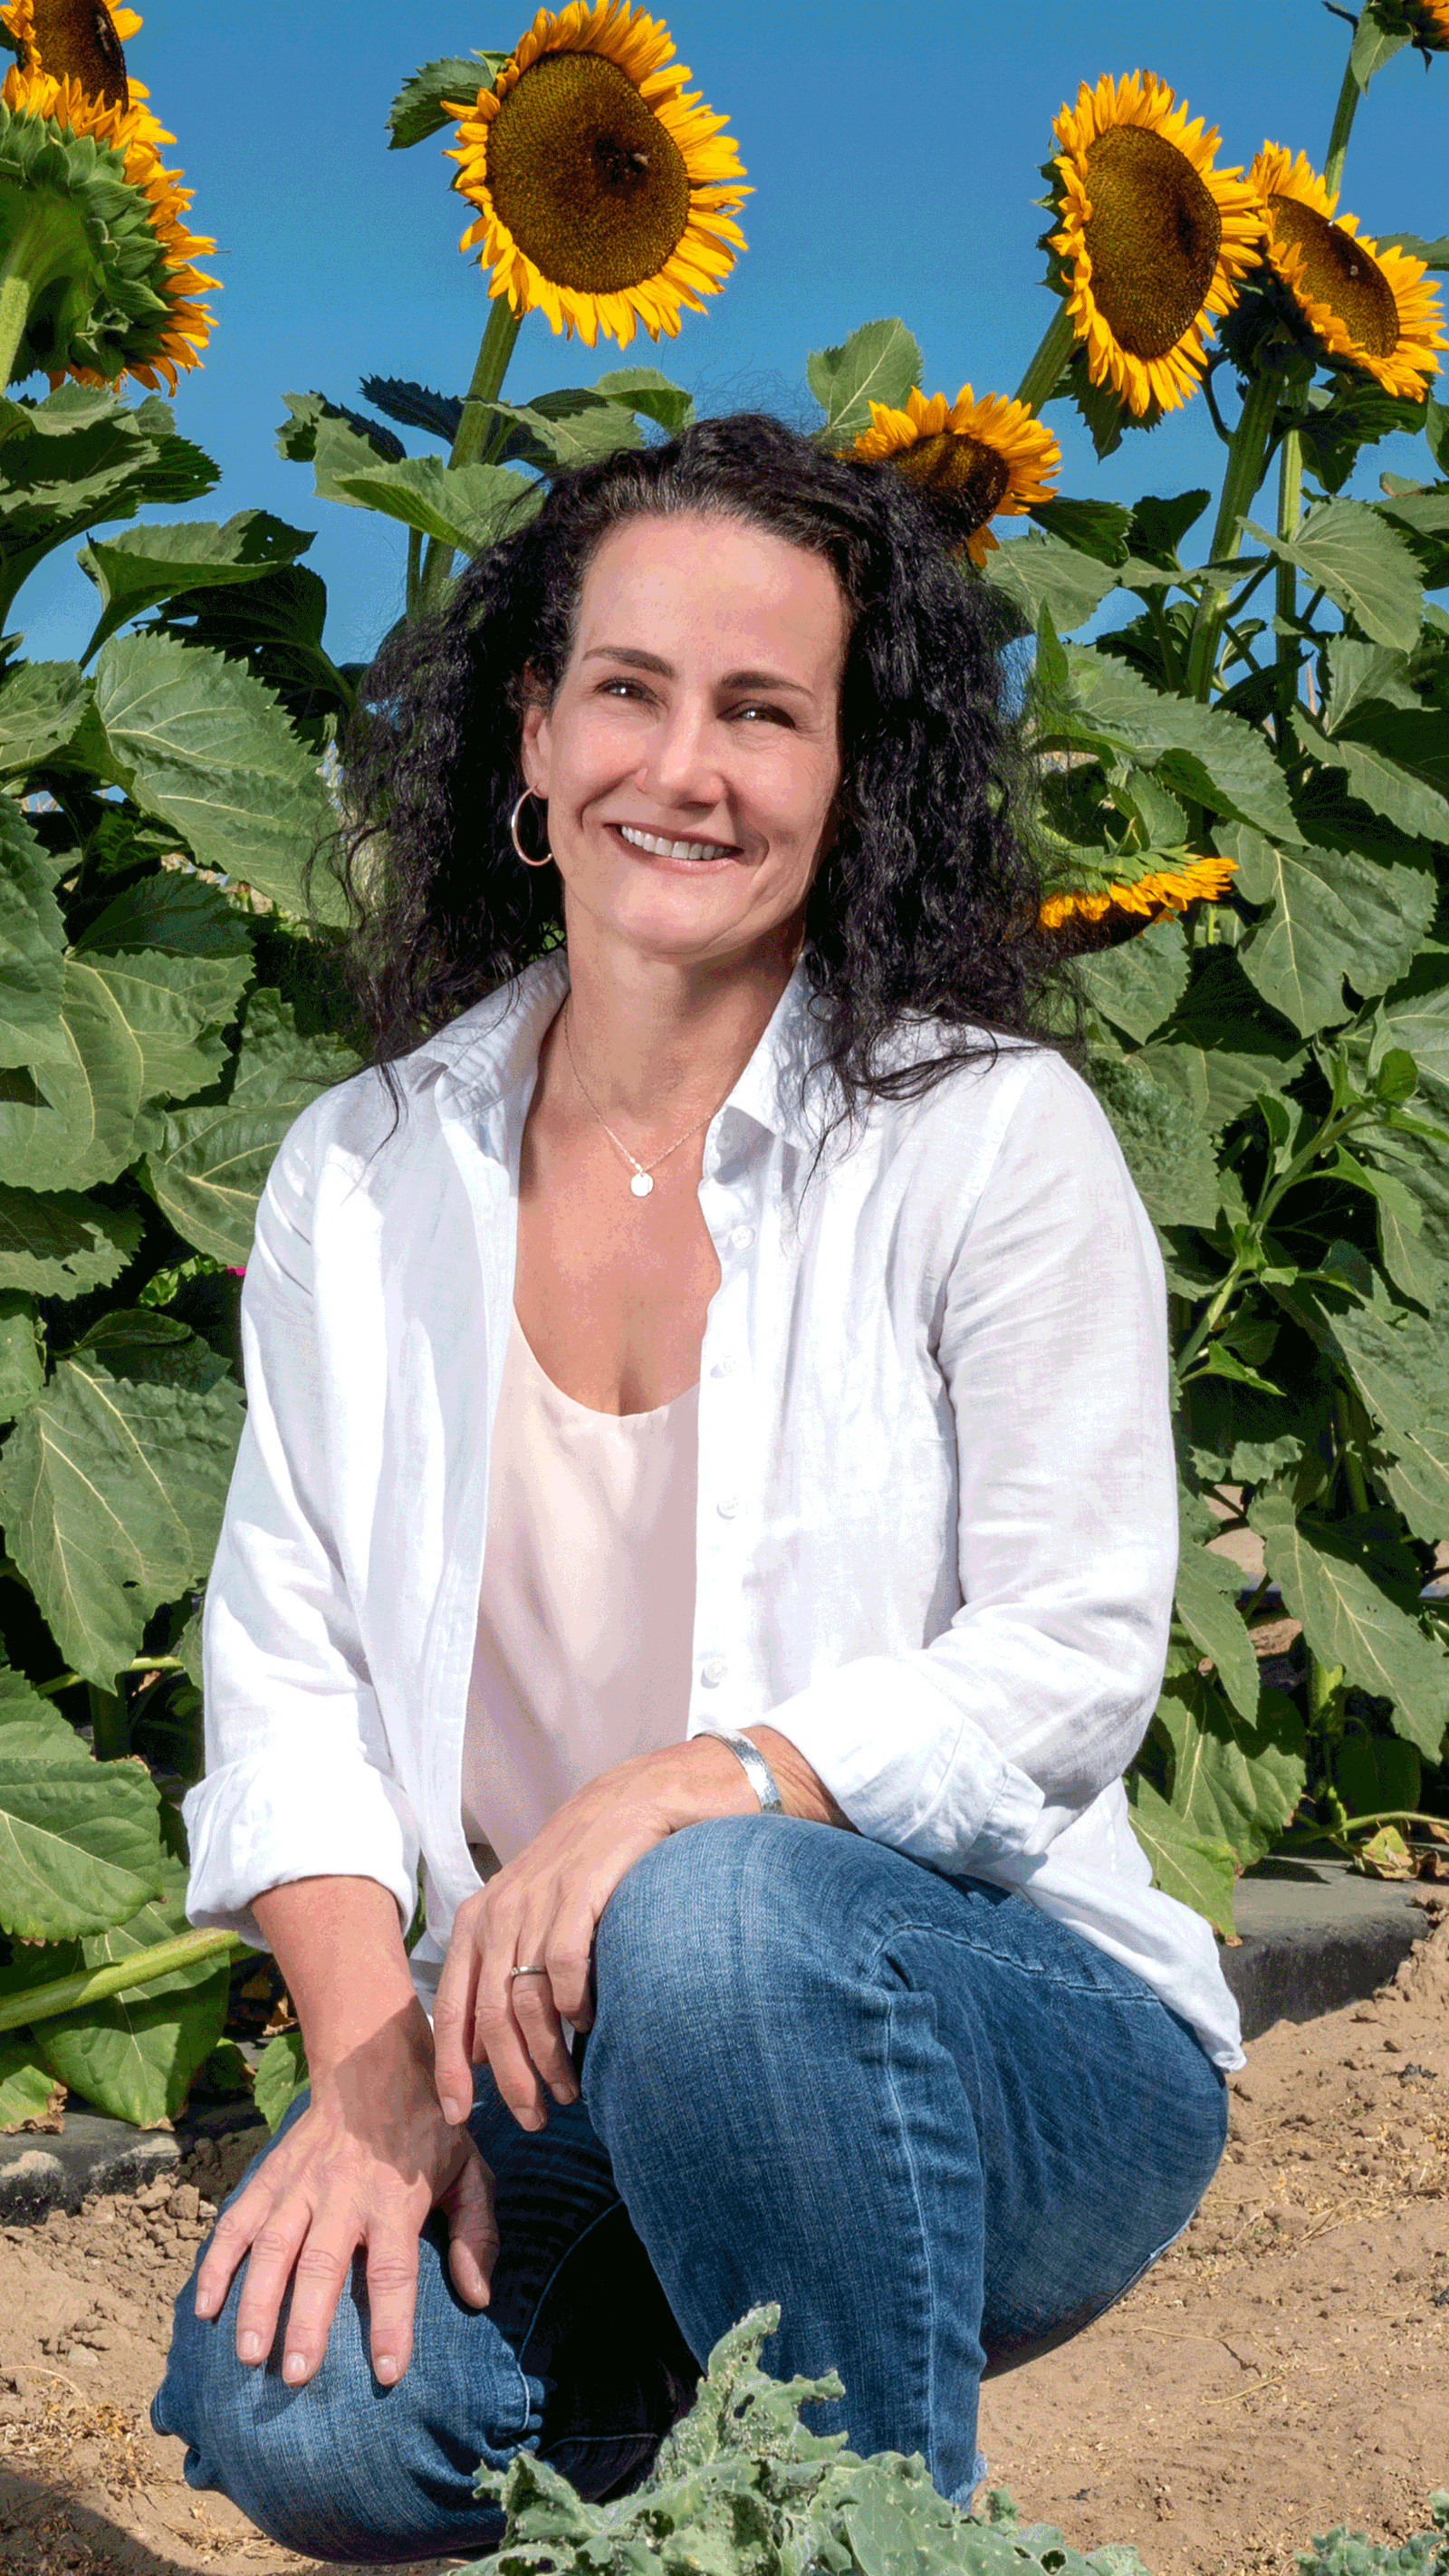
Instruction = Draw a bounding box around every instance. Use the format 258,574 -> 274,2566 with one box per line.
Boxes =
153,1819 -> 1227,2563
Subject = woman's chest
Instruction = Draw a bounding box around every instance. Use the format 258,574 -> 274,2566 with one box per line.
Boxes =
512,1125 -> 723,1414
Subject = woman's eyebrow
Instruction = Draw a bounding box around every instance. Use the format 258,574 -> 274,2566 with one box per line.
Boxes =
581,644 -> 813,697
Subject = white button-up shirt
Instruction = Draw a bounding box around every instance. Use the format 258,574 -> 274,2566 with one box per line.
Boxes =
185,950 -> 1243,2070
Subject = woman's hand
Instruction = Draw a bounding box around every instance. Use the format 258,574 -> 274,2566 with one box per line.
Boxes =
194,2001 -> 497,2389
431,1727 -> 845,2132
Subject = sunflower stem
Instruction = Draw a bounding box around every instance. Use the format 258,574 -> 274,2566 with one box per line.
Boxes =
1184,369 -> 1281,700
0,1928 -> 251,2037
449,296 -> 523,471
1323,52 -> 1361,199
1013,305 -> 1075,414
1275,426 -> 1306,720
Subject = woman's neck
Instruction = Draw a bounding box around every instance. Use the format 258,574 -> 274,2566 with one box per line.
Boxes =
554,918 -> 801,1131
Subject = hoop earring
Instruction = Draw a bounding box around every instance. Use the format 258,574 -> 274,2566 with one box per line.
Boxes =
510,788 -> 554,869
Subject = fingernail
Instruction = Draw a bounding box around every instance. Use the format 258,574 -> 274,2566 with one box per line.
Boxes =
283,2351 -> 308,2384
552,2081 -> 579,2106
237,2331 -> 261,2362
194,2289 -> 216,2318
440,2095 -> 463,2124
375,2354 -> 398,2385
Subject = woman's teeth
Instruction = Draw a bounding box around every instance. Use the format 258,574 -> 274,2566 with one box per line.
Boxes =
618,824 -> 734,860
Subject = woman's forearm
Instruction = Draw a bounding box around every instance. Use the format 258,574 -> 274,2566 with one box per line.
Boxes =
251,1875 -> 427,2081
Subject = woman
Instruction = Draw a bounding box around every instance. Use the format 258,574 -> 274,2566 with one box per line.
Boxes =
154,413 -> 1240,2565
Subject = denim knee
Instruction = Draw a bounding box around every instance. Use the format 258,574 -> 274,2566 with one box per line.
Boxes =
592,1817 -> 827,2047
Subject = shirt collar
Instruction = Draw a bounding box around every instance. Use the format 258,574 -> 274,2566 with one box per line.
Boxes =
416,950 -> 840,1157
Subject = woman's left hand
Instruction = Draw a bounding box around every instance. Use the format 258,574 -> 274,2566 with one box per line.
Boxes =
431,1735 -> 763,2133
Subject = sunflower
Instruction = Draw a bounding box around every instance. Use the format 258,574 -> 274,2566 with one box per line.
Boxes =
445,2 -> 748,348
0,58 -> 216,389
0,1 -> 144,107
854,386 -> 1060,566
1249,145 -> 1444,402
1040,852 -> 1238,932
1046,71 -> 1264,416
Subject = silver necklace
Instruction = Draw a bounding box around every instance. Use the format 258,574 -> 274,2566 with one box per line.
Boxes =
562,1002 -> 726,1199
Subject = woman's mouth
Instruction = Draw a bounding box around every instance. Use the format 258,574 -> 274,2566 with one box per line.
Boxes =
613,822 -> 741,863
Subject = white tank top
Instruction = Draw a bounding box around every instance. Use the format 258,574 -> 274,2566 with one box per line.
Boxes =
460,1307 -> 699,1872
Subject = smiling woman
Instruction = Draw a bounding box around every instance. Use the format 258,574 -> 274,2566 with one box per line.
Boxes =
150,412 -> 1240,2565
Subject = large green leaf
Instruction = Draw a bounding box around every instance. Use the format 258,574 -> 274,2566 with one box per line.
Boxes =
1245,498 -> 1423,651
1140,950 -> 1304,1135
0,954 -> 148,1189
0,1351 -> 244,1688
592,368 -> 695,433
75,866 -> 253,961
0,659 -> 92,776
806,320 -> 923,447
1297,707 -> 1449,845
315,437 -> 538,555
0,1184 -> 140,1300
1126,1774 -> 1236,1937
37,1867 -> 230,2127
62,1308 -> 232,1395
483,391 -> 644,475
1333,1298 -> 1449,1546
0,796 -> 67,1072
93,633 -> 342,922
1087,1047 -> 1219,1228
150,565 -> 346,744
984,532 -> 1121,635
0,1659 -> 90,1766
1156,1673 -> 1306,1868
82,947 -> 252,1104
143,987 -> 360,1264
1320,638 -> 1419,730
1173,1540 -> 1261,1723
78,510 -> 314,659
1232,823 -> 1435,1036
1374,960 -> 1449,1099
1076,916 -> 1188,1045
1249,1488 -> 1449,1756
254,2029 -> 308,2134
0,1754 -> 164,1938
1055,647 -> 1301,842
0,1291 -> 43,1418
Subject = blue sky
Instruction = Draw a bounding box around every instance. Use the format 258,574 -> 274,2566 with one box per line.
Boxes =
16,0 -> 1448,665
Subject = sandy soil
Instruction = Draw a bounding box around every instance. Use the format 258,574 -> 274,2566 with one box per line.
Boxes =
2,1903 -> 1446,2576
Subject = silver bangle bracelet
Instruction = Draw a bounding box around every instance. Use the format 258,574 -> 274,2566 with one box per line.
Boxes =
707,1727 -> 784,1816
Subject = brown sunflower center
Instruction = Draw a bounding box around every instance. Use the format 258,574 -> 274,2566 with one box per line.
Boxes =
1080,124 -> 1222,359
1267,197 -> 1398,357
892,430 -> 1012,527
485,51 -> 691,293
30,0 -> 128,110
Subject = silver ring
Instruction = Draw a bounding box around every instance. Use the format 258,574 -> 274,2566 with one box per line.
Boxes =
510,1962 -> 549,1979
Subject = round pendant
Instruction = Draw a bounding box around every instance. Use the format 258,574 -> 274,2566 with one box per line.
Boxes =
630,1171 -> 655,1197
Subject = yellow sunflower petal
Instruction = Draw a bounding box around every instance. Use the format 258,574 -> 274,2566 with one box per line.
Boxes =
1046,69 -> 1265,418
445,1 -> 748,350
1040,852 -> 1238,931
1249,142 -> 1444,400
855,384 -> 1060,554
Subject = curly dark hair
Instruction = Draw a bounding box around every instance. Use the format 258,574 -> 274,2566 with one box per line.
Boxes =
320,409 -> 1063,1137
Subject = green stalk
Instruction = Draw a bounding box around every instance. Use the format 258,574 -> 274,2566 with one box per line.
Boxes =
417,298 -> 524,616
1322,52 -> 1361,198
0,268 -> 30,389
1013,304 -> 1075,414
0,1930 -> 250,2037
1274,426 -> 1305,716
1334,1385 -> 1371,1514
88,1684 -> 130,1762
1184,369 -> 1281,700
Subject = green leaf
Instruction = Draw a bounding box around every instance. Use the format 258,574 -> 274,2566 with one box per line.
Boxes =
75,867 -> 253,960
1126,1775 -> 1237,1937
81,947 -> 251,1106
1142,954 -> 1304,1135
0,795 -> 68,1073
1123,490 -> 1211,570
0,1290 -> 43,1419
806,319 -> 923,446
1174,1541 -> 1262,1724
1054,648 -> 1301,843
0,1754 -> 163,1938
1350,0 -> 1411,87
1026,497 -> 1132,566
149,566 -> 347,745
1232,823 -> 1435,1037
1076,915 -> 1189,1044
1320,639 -> 1419,731
1333,1300 -> 1449,1546
358,376 -> 462,444
62,1308 -> 231,1395
274,391 -> 403,470
0,954 -> 148,1190
0,1351 -> 244,1689
592,368 -> 695,433
1380,235 -> 1449,271
482,390 -> 643,474
93,633 -> 342,923
317,441 -> 539,556
1296,709 -> 1449,845
1156,1672 -> 1307,1866
1087,1047 -> 1219,1228
0,1659 -> 91,1766
143,988 -> 360,1264
77,512 -> 314,660
387,53 -> 505,149
0,1185 -> 139,1301
36,1866 -> 230,2127
984,531 -> 1121,635
0,659 -> 93,777
1249,1488 -> 1449,1757
0,2038 -> 61,2131
1245,500 -> 1423,652
254,2028 -> 308,2133
1374,960 -> 1449,1100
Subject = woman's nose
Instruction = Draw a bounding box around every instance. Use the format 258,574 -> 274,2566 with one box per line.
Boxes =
636,699 -> 726,806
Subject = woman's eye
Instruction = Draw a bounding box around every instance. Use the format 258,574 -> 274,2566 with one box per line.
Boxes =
733,702 -> 792,726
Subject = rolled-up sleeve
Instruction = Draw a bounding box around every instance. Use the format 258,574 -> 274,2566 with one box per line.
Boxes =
759,1053 -> 1178,1869
183,1101 -> 419,1946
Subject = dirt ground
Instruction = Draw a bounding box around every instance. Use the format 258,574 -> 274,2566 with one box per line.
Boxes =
2,1905 -> 1446,2576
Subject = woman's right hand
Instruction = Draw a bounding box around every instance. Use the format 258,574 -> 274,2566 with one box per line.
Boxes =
193,1999 -> 499,2390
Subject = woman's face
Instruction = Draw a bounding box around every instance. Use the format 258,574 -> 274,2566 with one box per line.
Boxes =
520,510 -> 848,974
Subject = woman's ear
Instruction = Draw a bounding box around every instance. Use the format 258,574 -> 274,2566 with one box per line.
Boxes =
520,691 -> 550,796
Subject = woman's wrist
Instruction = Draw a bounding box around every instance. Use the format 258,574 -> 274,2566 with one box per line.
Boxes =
251,1875 -> 427,2086
661,1728 -> 849,1831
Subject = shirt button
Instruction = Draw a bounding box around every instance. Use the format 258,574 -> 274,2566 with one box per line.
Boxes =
716,1496 -> 738,1520
701,1658 -> 727,1687
729,1224 -> 754,1250
712,1354 -> 737,1378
